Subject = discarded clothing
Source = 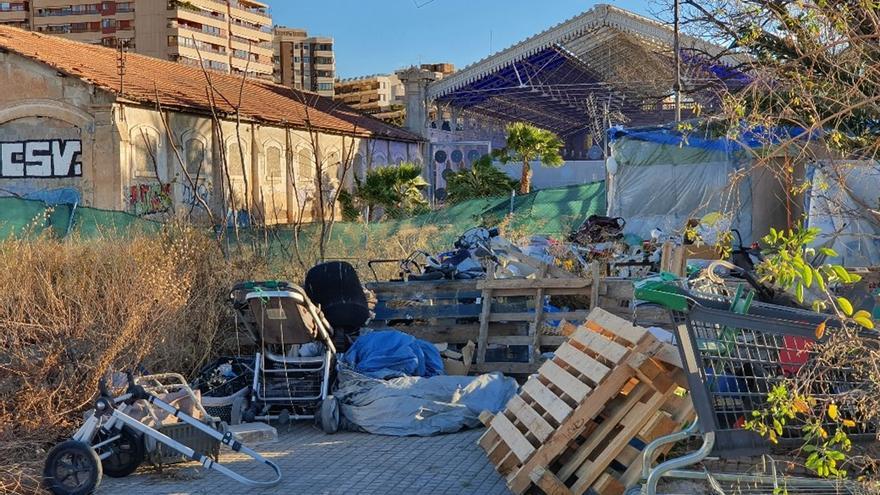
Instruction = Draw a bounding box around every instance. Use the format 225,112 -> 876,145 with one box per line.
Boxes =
334,366 -> 517,436
340,330 -> 445,379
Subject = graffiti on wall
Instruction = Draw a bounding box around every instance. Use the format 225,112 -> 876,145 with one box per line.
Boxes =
0,140 -> 83,178
129,183 -> 172,216
182,182 -> 211,209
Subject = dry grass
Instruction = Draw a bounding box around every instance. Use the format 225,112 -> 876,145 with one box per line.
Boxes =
0,226 -> 269,494
0,222 -> 449,494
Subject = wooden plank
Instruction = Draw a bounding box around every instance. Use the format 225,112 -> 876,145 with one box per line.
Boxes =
373,302 -> 482,320
528,466 -> 573,495
541,360 -> 591,402
584,307 -> 648,346
490,310 -> 590,322
592,473 -> 625,495
478,427 -> 500,452
471,362 -> 541,375
507,394 -> 554,442
478,410 -> 495,426
530,287 -> 546,363
365,279 -> 479,294
489,413 -> 535,463
555,383 -> 650,482
506,342 -> 654,494
569,328 -> 630,364
378,322 -> 529,343
478,278 -> 592,290
522,379 -> 572,424
553,344 -> 610,385
590,263 -> 601,308
569,388 -> 670,495
477,287 -> 493,364
615,444 -> 642,468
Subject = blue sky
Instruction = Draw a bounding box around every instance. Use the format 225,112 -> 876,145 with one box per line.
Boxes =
266,1 -> 656,79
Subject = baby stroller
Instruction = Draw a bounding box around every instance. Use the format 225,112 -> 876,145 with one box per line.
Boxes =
230,281 -> 340,432
304,261 -> 371,352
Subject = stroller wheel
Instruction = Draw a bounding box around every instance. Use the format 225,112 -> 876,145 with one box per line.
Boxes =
319,396 -> 340,434
43,440 -> 103,495
99,427 -> 145,478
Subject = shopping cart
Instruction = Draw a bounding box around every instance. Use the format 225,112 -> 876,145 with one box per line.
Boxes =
628,276 -> 870,495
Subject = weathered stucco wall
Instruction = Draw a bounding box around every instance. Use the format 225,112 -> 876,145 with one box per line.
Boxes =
0,51 -> 425,223
0,52 -> 117,208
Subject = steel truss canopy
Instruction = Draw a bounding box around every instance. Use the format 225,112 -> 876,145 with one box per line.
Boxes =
428,4 -> 749,137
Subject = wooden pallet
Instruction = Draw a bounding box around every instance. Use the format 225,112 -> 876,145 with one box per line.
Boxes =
478,308 -> 692,495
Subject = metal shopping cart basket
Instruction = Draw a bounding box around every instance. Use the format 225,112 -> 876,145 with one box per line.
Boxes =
626,275 -> 871,495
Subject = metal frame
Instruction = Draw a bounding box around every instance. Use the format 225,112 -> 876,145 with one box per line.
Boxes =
237,286 -> 337,421
633,289 -> 867,494
64,374 -> 281,488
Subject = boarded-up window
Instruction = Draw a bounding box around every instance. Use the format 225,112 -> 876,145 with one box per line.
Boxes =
185,139 -> 206,176
134,132 -> 159,176
266,147 -> 282,178
229,143 -> 244,177
298,149 -> 314,180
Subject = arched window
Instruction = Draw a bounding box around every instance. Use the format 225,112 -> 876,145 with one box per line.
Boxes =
228,143 -> 246,177
266,147 -> 282,178
298,148 -> 314,181
353,153 -> 365,179
324,149 -> 340,181
132,129 -> 159,177
185,139 -> 206,176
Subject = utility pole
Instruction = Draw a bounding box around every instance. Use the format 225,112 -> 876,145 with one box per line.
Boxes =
673,0 -> 682,122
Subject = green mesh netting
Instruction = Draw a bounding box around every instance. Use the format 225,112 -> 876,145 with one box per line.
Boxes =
0,182 -> 605,254
0,197 -> 161,239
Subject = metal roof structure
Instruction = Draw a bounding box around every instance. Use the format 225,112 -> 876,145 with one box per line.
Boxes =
428,4 -> 749,137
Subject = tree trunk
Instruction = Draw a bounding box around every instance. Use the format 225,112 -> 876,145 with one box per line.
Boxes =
520,159 -> 532,195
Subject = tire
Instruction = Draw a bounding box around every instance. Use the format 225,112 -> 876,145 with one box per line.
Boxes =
319,396 -> 340,434
99,427 -> 145,478
43,440 -> 103,495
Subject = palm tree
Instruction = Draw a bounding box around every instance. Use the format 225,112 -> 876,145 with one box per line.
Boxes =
346,163 -> 429,220
446,155 -> 518,203
495,122 -> 564,194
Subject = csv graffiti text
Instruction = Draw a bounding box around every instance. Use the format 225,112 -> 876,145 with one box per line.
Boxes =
0,140 -> 83,178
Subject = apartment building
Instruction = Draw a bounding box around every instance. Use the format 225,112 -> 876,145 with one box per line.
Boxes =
334,64 -> 455,124
273,27 -> 335,97
334,73 -> 405,122
0,0 -> 274,79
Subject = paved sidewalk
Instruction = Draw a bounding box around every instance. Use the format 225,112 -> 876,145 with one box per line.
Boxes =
100,423 -> 511,495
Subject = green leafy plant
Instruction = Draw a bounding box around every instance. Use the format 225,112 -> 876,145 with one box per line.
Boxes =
743,225 -> 872,479
445,154 -> 518,203
494,122 -> 564,195
345,163 -> 429,220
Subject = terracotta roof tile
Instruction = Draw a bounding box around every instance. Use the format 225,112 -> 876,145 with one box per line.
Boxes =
0,26 -> 423,143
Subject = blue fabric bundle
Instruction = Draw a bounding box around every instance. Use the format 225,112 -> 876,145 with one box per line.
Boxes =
340,330 -> 445,379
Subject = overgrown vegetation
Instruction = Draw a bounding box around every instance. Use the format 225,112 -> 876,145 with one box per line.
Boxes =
445,155 -> 518,204
0,221 -> 447,494
671,1 -> 880,485
338,162 -> 429,221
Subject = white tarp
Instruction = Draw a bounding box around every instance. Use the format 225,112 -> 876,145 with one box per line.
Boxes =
806,161 -> 880,267
608,136 -> 753,243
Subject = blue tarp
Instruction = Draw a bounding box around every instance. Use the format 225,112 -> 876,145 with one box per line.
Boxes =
608,124 -> 810,152
340,330 -> 445,379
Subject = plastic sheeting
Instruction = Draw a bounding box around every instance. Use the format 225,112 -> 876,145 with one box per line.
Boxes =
339,330 -> 445,379
806,161 -> 880,267
334,366 -> 517,436
608,132 -> 753,243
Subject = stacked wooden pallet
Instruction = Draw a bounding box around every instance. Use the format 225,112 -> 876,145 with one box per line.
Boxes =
478,308 -> 693,495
